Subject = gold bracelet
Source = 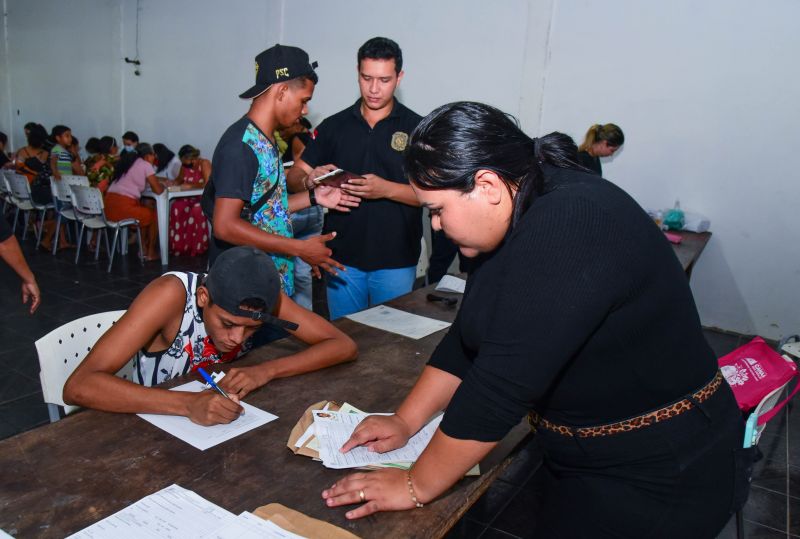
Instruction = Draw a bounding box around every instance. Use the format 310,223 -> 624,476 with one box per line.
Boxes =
406,469 -> 424,508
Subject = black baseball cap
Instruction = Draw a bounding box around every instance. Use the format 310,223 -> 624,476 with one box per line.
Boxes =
204,247 -> 299,331
239,44 -> 319,100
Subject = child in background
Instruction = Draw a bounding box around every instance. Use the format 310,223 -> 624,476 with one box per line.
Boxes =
121,131 -> 139,153
50,125 -> 84,179
85,137 -> 101,159
168,145 -> 210,257
0,132 -> 11,168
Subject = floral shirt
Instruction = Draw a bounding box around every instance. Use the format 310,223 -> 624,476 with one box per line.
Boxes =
85,153 -> 118,190
202,117 -> 294,295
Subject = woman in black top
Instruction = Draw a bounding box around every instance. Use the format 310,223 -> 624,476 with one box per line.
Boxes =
576,122 -> 624,176
322,102 -> 744,537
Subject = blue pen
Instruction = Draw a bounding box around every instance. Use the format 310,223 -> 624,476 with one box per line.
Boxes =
197,367 -> 231,400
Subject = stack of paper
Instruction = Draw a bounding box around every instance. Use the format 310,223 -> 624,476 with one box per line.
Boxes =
435,275 -> 466,294
67,484 -> 307,539
312,409 -> 443,469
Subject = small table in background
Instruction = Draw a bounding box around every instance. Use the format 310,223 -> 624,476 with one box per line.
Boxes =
670,230 -> 712,279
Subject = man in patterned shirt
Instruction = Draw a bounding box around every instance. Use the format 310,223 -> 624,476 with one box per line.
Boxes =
202,45 -> 360,297
64,247 -> 357,426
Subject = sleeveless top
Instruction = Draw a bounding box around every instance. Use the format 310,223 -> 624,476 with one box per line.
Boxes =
133,272 -> 250,386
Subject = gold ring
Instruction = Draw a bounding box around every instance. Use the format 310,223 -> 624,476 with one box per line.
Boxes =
358,489 -> 365,502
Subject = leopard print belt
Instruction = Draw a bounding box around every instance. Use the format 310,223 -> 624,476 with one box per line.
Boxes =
527,370 -> 724,438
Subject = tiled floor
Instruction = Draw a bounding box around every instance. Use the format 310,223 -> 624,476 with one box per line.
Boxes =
0,219 -> 796,538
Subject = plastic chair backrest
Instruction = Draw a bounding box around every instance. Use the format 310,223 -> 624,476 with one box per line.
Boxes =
52,174 -> 89,203
70,184 -> 105,216
35,310 -> 131,418
7,172 -> 31,200
0,170 -> 11,194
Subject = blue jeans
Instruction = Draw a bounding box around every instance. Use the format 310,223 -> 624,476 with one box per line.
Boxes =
290,206 -> 324,310
327,265 -> 416,320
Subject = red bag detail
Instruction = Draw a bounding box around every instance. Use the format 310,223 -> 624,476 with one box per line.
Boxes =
718,336 -> 798,413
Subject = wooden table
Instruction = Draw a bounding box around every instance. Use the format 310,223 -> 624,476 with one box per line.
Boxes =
670,230 -> 711,278
0,285 -> 528,539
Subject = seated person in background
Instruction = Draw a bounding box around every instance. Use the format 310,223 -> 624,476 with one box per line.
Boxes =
153,143 -> 182,180
121,130 -> 139,152
84,137 -> 101,159
15,124 -> 51,185
63,246 -> 357,425
104,142 -> 164,261
169,145 -> 211,257
85,136 -> 119,193
576,123 -> 625,176
70,135 -> 87,163
0,131 -> 11,168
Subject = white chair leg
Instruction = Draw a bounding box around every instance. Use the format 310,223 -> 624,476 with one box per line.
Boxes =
47,403 -> 61,423
74,223 -> 85,264
52,213 -> 62,255
22,211 -> 30,240
94,229 -> 103,260
12,206 -> 19,234
35,209 -> 47,249
120,228 -> 128,255
136,225 -> 144,264
108,228 -> 119,272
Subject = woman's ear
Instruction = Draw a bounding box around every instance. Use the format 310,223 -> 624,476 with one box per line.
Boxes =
473,169 -> 505,205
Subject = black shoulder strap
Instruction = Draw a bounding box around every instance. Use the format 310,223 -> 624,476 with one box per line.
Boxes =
249,179 -> 280,217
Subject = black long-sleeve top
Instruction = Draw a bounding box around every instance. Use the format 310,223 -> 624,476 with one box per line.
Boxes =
430,165 -> 717,442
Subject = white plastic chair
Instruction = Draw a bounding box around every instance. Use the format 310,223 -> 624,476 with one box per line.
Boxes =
0,169 -> 13,214
7,171 -> 53,245
70,184 -> 143,272
35,310 -> 134,422
50,174 -> 89,254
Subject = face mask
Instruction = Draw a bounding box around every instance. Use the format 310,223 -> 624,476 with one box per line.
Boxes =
123,145 -> 135,152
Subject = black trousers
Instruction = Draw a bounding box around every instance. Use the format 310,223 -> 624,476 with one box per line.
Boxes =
530,383 -> 747,538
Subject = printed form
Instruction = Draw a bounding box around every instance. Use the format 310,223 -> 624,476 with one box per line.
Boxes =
137,381 -> 278,450
346,305 -> 451,339
313,410 -> 443,469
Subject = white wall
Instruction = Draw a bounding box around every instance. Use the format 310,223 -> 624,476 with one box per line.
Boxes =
1,0 -> 798,340
537,0 -> 800,340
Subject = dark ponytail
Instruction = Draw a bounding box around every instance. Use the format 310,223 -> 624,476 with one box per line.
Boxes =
112,142 -> 153,182
404,101 -> 581,226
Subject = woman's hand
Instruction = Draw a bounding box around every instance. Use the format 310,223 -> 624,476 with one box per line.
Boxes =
322,468 -> 418,519
340,414 -> 411,454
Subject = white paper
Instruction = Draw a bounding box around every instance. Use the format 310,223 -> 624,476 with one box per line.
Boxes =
137,381 -> 278,450
67,484 -> 236,539
201,511 -> 308,539
435,275 -> 466,294
346,305 -> 451,340
313,410 -> 443,469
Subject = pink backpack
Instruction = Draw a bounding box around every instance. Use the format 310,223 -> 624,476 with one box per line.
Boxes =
719,337 -> 799,426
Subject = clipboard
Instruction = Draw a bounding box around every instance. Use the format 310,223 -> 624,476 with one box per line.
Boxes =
253,503 -> 361,539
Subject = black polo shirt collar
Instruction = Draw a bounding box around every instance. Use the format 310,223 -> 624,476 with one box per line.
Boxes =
348,98 -> 403,124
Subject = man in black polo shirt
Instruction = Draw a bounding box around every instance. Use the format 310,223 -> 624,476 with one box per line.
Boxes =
287,37 -> 422,319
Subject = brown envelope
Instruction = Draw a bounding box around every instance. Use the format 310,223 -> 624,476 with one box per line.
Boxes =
287,400 -> 341,459
253,503 -> 361,539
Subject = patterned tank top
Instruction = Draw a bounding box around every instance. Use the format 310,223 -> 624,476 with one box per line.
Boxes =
133,272 -> 250,386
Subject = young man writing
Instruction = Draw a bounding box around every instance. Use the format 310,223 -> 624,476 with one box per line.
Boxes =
64,247 -> 357,426
202,44 -> 360,297
286,37 -> 423,319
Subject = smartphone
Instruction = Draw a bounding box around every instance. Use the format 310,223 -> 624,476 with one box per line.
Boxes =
313,169 -> 363,188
